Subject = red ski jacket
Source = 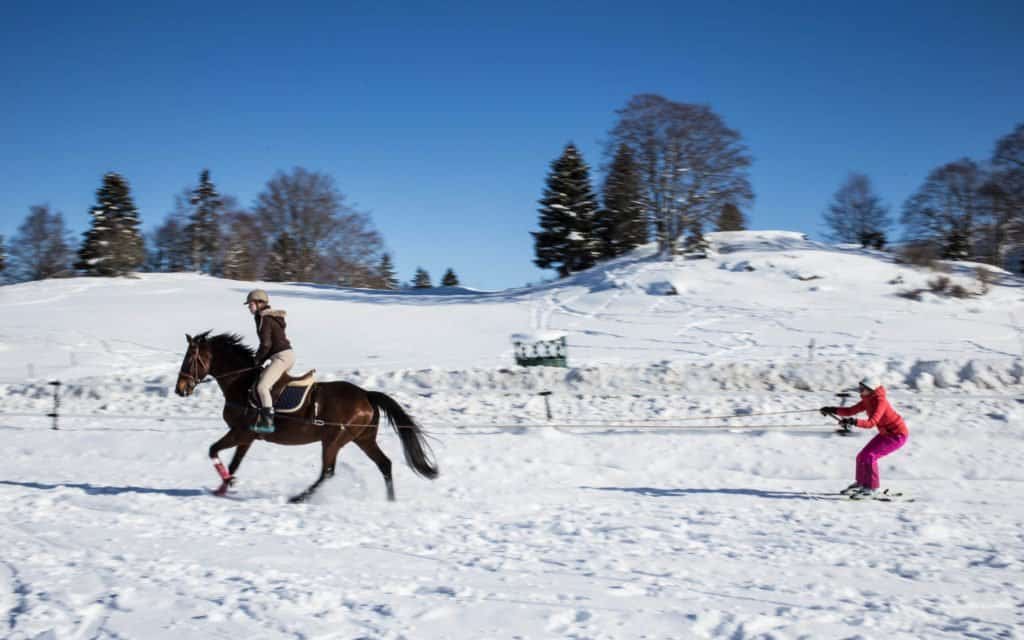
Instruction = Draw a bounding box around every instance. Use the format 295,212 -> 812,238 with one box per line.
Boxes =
835,386 -> 908,437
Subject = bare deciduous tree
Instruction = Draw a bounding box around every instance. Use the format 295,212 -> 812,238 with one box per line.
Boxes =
985,123 -> 1024,266
823,173 -> 891,248
606,94 -> 753,257
902,159 -> 986,260
994,123 -> 1024,170
10,204 -> 73,281
147,216 -> 190,272
254,167 -> 383,285
0,235 -> 7,281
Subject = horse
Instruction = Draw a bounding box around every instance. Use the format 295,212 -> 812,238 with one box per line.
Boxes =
174,331 -> 438,503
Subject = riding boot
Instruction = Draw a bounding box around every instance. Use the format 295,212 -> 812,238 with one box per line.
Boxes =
252,407 -> 275,434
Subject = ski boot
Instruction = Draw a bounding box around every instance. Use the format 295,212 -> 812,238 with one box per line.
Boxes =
849,487 -> 881,500
839,483 -> 864,496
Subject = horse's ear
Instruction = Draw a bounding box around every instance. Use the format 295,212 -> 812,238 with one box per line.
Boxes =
186,334 -> 193,344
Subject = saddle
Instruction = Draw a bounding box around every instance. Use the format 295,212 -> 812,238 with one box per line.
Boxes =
249,369 -> 317,414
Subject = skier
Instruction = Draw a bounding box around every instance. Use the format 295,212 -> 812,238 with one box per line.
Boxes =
820,377 -> 909,499
245,289 -> 295,433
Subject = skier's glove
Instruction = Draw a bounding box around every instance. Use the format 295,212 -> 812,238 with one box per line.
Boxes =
820,406 -> 837,417
839,417 -> 856,428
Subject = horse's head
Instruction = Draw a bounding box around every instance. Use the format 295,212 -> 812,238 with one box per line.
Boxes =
176,333 -> 213,397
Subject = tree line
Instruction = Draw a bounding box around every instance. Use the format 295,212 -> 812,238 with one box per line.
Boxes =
0,167 -> 461,289
532,94 -> 1023,278
532,94 -> 752,278
821,123 -> 1023,267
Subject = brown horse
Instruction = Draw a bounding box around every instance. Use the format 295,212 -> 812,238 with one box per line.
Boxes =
175,332 -> 438,503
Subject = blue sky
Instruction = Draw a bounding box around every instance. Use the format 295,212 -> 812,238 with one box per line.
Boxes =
1,1 -> 1021,289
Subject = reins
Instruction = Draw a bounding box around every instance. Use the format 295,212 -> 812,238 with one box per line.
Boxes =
178,349 -> 255,385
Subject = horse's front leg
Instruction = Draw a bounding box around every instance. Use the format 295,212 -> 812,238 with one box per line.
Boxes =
208,430 -> 242,496
227,441 -> 252,476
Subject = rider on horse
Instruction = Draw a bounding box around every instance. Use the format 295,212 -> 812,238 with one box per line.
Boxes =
245,289 -> 296,433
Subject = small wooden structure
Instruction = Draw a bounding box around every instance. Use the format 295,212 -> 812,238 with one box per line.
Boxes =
511,331 -> 568,368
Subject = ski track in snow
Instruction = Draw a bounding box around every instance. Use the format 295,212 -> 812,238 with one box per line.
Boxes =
1,393 -> 1022,639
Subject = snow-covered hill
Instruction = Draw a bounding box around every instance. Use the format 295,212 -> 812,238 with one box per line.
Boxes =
2,230 -> 1022,390
1,231 -> 1022,639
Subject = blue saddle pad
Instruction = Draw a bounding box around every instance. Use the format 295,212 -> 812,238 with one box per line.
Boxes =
275,385 -> 309,412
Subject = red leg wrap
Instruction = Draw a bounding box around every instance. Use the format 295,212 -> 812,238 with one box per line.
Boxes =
212,458 -> 232,481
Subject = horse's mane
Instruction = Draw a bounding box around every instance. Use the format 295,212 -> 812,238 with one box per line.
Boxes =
195,331 -> 255,359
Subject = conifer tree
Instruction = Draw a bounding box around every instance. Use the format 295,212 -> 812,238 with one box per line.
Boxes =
944,226 -> 971,260
377,253 -> 398,289
221,212 -> 263,281
683,222 -> 711,257
532,143 -> 599,277
76,173 -> 145,276
716,203 -> 747,231
412,267 -> 432,288
186,169 -> 223,274
222,240 -> 253,280
441,268 -> 459,286
595,144 -> 648,259
0,235 -> 7,280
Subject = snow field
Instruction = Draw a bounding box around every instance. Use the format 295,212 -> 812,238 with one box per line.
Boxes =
2,231 -> 1023,638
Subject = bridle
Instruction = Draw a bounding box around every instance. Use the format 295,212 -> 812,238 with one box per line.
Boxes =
179,345 -> 210,385
178,344 -> 255,391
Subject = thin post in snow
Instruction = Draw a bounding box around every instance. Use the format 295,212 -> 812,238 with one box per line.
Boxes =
47,381 -> 61,430
539,391 -> 553,420
1011,313 -> 1024,360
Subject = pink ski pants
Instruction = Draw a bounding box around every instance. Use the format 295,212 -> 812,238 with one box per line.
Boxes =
855,433 -> 908,489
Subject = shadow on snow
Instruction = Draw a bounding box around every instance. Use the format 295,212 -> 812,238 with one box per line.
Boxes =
0,479 -> 206,498
582,485 -> 826,501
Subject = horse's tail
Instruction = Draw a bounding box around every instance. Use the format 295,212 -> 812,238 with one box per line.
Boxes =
366,391 -> 439,479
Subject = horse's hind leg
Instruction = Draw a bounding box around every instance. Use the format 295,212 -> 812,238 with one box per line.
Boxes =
355,433 -> 394,501
289,429 -> 354,504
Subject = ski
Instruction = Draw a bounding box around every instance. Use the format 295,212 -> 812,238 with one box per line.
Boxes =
871,489 -> 913,502
799,489 -> 914,502
849,489 -> 914,503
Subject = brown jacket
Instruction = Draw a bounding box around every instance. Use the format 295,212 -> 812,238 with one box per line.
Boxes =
254,309 -> 292,364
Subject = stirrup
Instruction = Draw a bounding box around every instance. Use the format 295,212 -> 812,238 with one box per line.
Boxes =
251,409 -> 275,434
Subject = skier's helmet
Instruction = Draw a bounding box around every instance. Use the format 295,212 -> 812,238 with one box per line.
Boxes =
858,376 -> 881,393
